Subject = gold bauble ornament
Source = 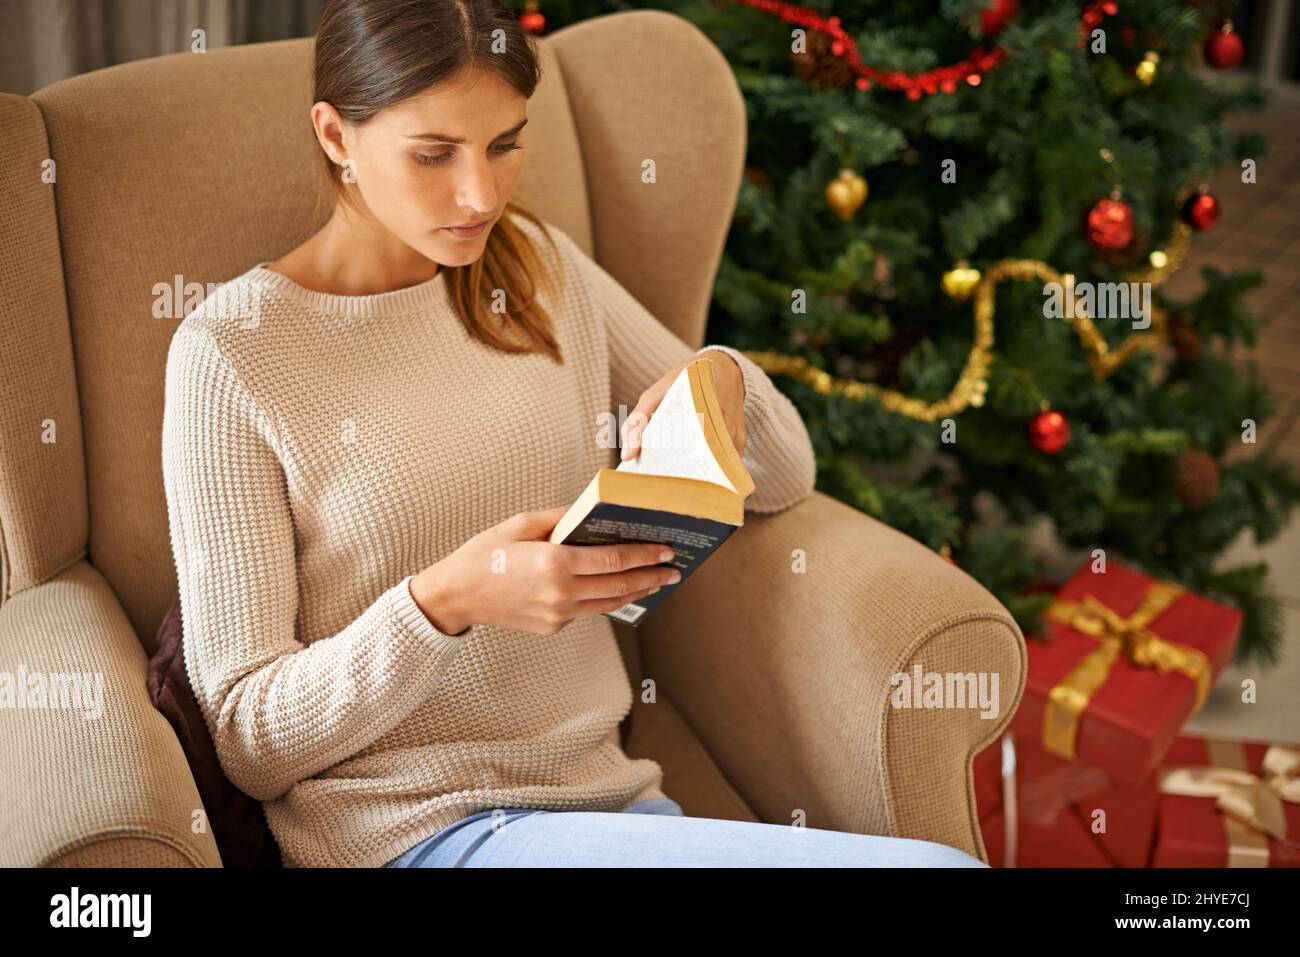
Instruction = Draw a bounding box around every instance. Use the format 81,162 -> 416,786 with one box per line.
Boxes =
825,169 -> 868,221
1135,51 -> 1159,85
942,261 -> 982,301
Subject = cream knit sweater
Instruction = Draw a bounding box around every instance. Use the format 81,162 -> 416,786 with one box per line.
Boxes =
161,212 -> 817,867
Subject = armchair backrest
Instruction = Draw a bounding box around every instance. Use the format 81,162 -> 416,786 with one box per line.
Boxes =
0,10 -> 746,646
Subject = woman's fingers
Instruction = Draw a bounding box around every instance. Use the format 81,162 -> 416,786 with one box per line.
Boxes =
568,566 -> 680,602
572,583 -> 663,617
620,385 -> 668,460
560,542 -> 674,575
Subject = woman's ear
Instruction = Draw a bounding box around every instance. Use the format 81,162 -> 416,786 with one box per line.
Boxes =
311,101 -> 350,167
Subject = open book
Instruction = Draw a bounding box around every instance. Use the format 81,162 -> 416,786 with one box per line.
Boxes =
549,356 -> 755,626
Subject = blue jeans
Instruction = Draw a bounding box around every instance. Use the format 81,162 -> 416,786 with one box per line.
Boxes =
381,797 -> 988,867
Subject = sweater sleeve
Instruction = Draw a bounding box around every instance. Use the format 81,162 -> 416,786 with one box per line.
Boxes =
161,324 -> 472,802
555,228 -> 817,513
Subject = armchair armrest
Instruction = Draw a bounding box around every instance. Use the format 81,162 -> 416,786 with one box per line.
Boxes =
639,491 -> 1026,860
0,561 -> 221,866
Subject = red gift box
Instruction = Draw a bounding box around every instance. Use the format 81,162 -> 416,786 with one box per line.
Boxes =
975,732 -> 1158,867
981,803 -> 1113,868
1010,559 -> 1241,785
1151,734 -> 1300,868
976,734 -> 1109,867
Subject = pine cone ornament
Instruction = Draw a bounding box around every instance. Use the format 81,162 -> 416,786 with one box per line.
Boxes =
1166,314 -> 1202,363
871,326 -> 927,388
791,29 -> 856,90
1176,448 -> 1220,508
744,166 -> 773,194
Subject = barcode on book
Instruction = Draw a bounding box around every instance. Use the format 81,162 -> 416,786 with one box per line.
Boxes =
607,602 -> 647,624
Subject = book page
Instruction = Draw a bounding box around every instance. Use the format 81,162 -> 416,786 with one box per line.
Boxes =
616,366 -> 736,491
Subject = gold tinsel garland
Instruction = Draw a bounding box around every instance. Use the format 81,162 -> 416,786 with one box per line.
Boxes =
743,221 -> 1193,422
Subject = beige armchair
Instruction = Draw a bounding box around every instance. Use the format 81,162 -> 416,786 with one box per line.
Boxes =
0,10 -> 1024,867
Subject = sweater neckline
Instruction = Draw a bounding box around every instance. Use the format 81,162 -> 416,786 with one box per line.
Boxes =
248,261 -> 447,318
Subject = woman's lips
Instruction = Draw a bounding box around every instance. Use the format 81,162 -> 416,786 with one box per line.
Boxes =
443,221 -> 489,238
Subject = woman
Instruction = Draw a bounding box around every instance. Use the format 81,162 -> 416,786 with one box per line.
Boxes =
161,0 -> 986,868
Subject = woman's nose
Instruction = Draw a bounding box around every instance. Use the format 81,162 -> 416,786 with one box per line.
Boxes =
454,158 -> 498,213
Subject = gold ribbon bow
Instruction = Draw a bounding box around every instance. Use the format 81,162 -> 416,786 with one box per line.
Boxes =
1159,740 -> 1300,867
1043,580 -> 1211,761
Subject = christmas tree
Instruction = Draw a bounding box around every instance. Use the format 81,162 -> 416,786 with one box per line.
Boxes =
517,0 -> 1300,663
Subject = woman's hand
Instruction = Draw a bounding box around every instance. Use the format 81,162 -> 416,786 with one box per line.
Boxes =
620,350 -> 746,462
409,507 -> 682,636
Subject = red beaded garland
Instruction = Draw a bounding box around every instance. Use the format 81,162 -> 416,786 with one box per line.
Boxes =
739,0 -> 1119,99
748,0 -> 1123,98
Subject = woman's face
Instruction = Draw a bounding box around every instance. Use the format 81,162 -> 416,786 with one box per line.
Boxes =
315,64 -> 528,267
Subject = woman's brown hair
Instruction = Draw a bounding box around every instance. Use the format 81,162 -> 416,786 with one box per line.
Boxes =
312,0 -> 562,363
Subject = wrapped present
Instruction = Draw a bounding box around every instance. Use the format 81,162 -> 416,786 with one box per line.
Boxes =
975,732 -> 1158,867
1009,559 -> 1241,785
1151,734 -> 1300,868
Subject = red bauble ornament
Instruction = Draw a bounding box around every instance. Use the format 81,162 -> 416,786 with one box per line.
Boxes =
1204,22 -> 1244,69
1084,196 -> 1135,251
1028,409 -> 1070,454
519,10 -> 546,35
1181,191 -> 1220,230
980,0 -> 1018,36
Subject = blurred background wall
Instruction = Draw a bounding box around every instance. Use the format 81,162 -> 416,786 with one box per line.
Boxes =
0,0 -> 327,95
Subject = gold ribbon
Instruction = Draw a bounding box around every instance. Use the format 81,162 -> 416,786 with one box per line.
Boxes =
743,219 -> 1193,423
1042,580 -> 1211,761
1159,740 -> 1300,867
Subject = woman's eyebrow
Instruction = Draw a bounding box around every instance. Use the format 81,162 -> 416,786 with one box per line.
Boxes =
405,118 -> 528,143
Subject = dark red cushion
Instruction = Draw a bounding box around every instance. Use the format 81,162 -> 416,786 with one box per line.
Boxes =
147,592 -> 282,868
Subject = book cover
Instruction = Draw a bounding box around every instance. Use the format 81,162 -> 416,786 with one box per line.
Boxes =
548,357 -> 753,626
553,503 -> 740,625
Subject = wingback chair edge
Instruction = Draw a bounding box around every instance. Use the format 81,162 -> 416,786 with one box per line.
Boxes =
639,491 -> 1028,862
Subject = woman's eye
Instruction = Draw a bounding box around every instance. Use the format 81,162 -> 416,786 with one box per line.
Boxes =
415,142 -> 523,167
